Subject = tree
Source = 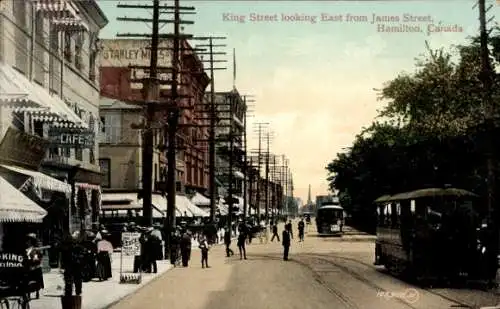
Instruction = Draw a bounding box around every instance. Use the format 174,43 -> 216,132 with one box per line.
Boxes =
326,33 -> 500,232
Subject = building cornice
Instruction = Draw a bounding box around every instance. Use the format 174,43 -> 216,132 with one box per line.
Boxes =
81,0 -> 109,29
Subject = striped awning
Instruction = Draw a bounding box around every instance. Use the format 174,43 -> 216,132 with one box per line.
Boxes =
0,176 -> 47,223
33,0 -> 78,18
52,18 -> 89,32
0,164 -> 71,194
0,62 -> 87,128
76,182 -> 100,191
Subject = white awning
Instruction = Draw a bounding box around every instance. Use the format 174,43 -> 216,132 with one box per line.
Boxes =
0,176 -> 47,223
0,62 -> 87,128
190,192 -> 210,206
177,195 -> 209,217
101,193 -> 140,210
0,164 -> 71,193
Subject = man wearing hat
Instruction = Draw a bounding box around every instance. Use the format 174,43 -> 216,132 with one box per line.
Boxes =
26,233 -> 43,299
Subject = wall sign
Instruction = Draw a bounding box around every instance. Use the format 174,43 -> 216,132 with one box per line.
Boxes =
0,253 -> 24,268
48,128 -> 95,148
0,127 -> 50,170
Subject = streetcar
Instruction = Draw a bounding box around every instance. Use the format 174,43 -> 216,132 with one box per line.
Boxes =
374,187 -> 496,286
316,204 -> 344,235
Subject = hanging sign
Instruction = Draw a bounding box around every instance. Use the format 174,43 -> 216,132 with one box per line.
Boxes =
0,127 -> 49,169
48,128 -> 95,148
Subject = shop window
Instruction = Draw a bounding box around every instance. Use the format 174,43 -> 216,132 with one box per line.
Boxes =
63,148 -> 70,158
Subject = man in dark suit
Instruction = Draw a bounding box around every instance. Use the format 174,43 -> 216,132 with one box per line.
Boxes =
282,229 -> 291,261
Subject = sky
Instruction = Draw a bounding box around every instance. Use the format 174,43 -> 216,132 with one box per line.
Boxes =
97,0 -> 500,203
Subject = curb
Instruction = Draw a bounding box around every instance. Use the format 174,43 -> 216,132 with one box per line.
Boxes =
98,263 -> 174,309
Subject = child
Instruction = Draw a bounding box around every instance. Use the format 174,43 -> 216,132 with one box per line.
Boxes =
198,236 -> 210,268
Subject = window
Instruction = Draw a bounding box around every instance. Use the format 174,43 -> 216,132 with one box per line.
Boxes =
64,32 -> 72,62
75,146 -> 83,161
99,159 -> 110,188
199,167 -> 203,186
49,25 -> 60,93
101,113 -> 122,144
33,121 -> 43,138
14,1 -> 28,73
34,12 -> 45,83
88,33 -> 98,82
75,32 -> 84,70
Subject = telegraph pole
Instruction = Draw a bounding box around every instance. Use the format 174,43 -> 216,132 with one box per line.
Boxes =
253,123 -> 268,219
227,96 -> 235,233
194,36 -> 227,222
116,0 -> 161,227
165,0 -> 181,236
477,0 -> 498,280
242,95 -> 255,218
264,132 -> 271,223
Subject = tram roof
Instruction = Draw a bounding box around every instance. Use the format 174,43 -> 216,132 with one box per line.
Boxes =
374,188 -> 478,203
318,205 -> 343,210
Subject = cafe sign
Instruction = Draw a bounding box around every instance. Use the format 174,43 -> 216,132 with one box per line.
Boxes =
48,128 -> 95,148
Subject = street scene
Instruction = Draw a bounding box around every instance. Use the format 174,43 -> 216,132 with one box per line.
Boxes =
1,0 -> 500,308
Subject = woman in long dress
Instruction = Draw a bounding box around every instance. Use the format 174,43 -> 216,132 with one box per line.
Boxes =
25,233 -> 44,299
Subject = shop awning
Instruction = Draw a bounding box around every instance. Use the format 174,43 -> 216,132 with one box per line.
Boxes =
190,192 -> 210,206
0,62 -> 87,128
0,164 -> 71,194
0,176 -> 47,223
101,193 -> 140,211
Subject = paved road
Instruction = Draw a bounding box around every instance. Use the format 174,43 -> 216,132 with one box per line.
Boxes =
110,222 -> 500,309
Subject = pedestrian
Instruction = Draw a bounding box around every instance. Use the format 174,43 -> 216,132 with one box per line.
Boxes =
170,228 -> 181,267
25,233 -> 43,299
198,236 -> 210,268
61,231 -> 85,296
286,220 -> 293,239
237,224 -> 247,260
224,229 -> 234,257
271,223 -> 280,242
282,228 -> 291,261
180,230 -> 192,267
298,219 -> 305,242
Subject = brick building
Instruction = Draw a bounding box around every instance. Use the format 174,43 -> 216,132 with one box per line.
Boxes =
99,39 -> 210,199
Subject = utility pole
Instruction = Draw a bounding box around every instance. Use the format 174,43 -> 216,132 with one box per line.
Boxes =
253,123 -> 268,219
242,95 -> 255,219
477,0 -> 498,279
165,0 -> 181,238
194,37 -> 227,222
116,0 -> 161,227
264,132 -> 272,224
284,157 -> 288,216
248,156 -> 254,216
227,94 -> 235,234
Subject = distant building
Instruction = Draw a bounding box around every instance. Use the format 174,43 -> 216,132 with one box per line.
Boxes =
99,38 -> 210,198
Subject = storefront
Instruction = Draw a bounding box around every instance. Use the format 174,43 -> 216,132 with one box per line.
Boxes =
0,127 -> 70,268
41,125 -> 101,234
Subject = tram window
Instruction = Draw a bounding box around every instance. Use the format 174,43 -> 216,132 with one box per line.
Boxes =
385,204 -> 392,226
410,200 -> 416,213
378,204 -> 387,227
391,203 -> 400,228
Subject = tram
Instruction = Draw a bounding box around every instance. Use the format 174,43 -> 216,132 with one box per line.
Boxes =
316,204 -> 344,235
374,187 -> 497,285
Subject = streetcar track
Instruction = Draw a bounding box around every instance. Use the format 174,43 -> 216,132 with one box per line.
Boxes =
250,254 -> 360,309
301,253 -> 476,309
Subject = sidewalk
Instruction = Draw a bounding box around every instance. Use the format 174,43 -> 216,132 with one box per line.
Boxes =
31,252 -> 172,309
